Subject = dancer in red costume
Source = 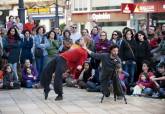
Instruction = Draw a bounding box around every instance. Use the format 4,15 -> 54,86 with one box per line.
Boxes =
40,38 -> 88,100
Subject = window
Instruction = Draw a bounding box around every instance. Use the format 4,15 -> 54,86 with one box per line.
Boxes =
92,6 -> 120,10
97,21 -> 127,27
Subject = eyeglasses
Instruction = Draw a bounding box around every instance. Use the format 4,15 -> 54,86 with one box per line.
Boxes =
100,34 -> 106,36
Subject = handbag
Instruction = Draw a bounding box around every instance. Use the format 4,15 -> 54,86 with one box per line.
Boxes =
35,48 -> 43,58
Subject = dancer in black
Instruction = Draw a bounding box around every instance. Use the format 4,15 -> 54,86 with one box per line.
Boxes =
83,44 -> 126,103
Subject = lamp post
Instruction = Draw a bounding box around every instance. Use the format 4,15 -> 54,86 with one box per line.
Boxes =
55,0 -> 59,28
18,0 -> 25,24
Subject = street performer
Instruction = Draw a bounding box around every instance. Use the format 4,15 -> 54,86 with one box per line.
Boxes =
83,44 -> 126,102
40,38 -> 88,101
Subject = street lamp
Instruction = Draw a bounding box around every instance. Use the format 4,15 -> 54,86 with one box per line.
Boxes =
18,0 -> 25,24
55,0 -> 59,28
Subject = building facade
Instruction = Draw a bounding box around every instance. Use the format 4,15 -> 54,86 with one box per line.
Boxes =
0,0 -> 66,31
70,0 -> 133,37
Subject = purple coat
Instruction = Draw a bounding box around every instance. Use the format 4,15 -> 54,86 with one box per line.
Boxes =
22,65 -> 38,81
95,39 -> 111,53
91,34 -> 100,44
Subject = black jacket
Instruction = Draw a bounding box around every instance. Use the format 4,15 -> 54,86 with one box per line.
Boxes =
136,40 -> 152,60
119,39 -> 137,61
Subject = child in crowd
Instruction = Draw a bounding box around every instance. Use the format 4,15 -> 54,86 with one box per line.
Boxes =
63,69 -> 79,87
3,64 -> 20,89
21,59 -> 38,88
116,64 -> 129,93
132,61 -> 155,96
0,70 -> 3,88
151,62 -> 165,98
77,61 -> 95,89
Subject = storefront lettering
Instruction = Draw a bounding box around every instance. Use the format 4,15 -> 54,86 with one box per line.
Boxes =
163,4 -> 165,9
134,4 -> 155,13
91,13 -> 111,21
139,6 -> 155,12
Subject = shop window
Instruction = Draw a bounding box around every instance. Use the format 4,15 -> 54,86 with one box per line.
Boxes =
134,0 -> 157,2
92,6 -> 120,10
74,8 -> 78,11
97,21 -> 127,27
83,8 -> 87,10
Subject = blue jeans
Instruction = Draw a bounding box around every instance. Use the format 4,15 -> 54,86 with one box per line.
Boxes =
24,80 -> 37,88
159,88 -> 165,97
12,63 -> 18,80
86,81 -> 100,92
36,55 -> 48,81
123,61 -> 136,84
143,88 -> 153,96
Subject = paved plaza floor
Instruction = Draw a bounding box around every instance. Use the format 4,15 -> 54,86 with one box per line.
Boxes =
0,87 -> 165,114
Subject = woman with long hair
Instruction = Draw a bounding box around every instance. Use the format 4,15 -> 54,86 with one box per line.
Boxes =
34,26 -> 50,81
135,31 -> 152,81
3,27 -> 21,80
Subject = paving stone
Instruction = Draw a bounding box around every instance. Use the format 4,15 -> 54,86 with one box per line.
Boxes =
0,87 -> 165,114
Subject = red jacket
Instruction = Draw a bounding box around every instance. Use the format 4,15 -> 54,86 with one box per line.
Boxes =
23,22 -> 35,32
60,47 -> 88,78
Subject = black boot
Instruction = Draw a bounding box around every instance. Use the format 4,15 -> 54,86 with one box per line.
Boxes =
44,89 -> 50,100
55,94 -> 63,101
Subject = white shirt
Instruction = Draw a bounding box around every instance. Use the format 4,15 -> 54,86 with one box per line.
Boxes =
70,32 -> 81,43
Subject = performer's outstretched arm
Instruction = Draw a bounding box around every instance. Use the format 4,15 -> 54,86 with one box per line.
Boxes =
83,44 -> 102,60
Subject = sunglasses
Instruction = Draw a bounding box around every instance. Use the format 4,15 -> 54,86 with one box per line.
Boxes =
112,34 -> 118,36
100,34 -> 106,36
72,27 -> 77,29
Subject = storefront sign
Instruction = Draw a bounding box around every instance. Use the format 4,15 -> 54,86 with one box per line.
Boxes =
122,1 -> 165,13
91,13 -> 111,21
134,3 -> 156,13
133,1 -> 165,13
27,7 -> 50,14
27,8 -> 38,14
121,3 -> 135,13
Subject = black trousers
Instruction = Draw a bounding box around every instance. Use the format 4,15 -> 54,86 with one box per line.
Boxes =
100,69 -> 123,97
40,55 -> 67,96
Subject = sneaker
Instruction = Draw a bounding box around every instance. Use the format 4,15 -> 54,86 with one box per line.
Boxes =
117,96 -> 123,100
152,92 -> 159,98
49,84 -> 54,90
55,95 -> 63,101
